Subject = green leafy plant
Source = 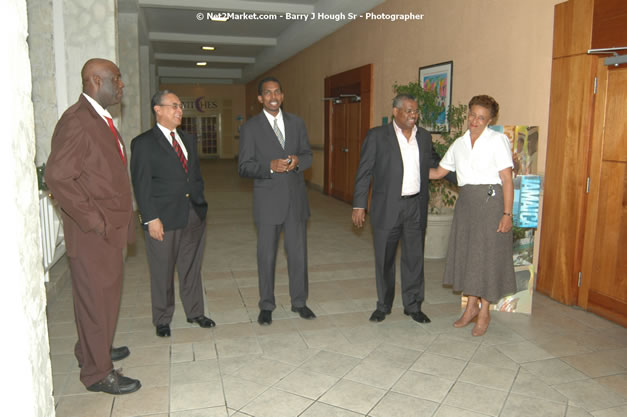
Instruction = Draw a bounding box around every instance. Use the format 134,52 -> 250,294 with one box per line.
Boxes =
393,81 -> 467,213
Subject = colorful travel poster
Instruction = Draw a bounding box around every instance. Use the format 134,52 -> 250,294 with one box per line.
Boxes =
489,125 -> 539,176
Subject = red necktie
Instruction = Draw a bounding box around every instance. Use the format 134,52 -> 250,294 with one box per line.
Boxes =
104,117 -> 125,163
170,131 -> 188,173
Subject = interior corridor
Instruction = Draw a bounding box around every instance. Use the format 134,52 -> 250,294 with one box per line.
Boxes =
47,159 -> 627,417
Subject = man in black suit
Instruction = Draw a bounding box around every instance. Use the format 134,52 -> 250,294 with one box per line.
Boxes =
131,90 -> 215,337
352,94 -> 455,324
238,77 -> 315,325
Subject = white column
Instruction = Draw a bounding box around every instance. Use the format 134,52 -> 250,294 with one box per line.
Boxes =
61,0 -> 118,105
1,0 -> 55,416
28,0 -> 59,165
118,11 -> 142,154
140,45 -> 153,131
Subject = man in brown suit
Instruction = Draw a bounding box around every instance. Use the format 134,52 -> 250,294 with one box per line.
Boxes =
45,58 -> 141,395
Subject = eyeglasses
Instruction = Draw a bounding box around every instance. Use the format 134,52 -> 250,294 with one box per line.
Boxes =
469,112 -> 489,122
401,109 -> 419,116
159,103 -> 184,110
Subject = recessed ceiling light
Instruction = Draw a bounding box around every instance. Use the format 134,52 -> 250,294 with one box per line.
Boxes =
201,46 -> 215,51
196,62 -> 207,66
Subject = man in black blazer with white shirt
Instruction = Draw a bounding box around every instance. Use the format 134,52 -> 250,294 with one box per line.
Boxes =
352,94 -> 456,324
131,90 -> 215,337
238,77 -> 315,325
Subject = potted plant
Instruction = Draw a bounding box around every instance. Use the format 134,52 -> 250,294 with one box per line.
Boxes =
393,81 -> 467,258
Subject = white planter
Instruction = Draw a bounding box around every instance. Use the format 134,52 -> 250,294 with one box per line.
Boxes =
424,210 -> 454,259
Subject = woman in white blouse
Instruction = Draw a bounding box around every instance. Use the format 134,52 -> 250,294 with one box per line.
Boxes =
430,95 -> 516,336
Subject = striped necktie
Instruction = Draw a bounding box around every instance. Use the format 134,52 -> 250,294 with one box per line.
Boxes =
170,131 -> 188,173
273,118 -> 285,149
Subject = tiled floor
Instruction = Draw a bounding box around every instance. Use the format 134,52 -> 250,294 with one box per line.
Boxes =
48,159 -> 627,417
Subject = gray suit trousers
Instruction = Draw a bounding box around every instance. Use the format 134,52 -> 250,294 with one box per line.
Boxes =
372,196 -> 425,314
256,201 -> 309,311
145,206 -> 206,326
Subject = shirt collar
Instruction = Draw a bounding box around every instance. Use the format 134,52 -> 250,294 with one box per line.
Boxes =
392,120 -> 417,139
263,108 -> 283,124
156,122 -> 177,140
463,127 -> 490,148
82,93 -> 113,120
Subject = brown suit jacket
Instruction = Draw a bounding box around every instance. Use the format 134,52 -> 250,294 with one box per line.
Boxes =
45,94 -> 135,256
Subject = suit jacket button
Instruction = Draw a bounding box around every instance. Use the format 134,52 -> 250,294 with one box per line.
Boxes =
185,193 -> 190,198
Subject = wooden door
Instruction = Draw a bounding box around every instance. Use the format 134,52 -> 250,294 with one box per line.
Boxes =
580,63 -> 627,326
329,99 -> 361,202
536,54 -> 597,304
324,64 -> 372,204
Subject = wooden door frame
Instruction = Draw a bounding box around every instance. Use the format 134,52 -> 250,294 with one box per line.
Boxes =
324,64 -> 373,196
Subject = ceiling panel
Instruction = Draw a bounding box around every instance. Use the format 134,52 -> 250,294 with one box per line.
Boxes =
142,7 -> 292,37
150,41 -> 266,57
124,0 -> 386,84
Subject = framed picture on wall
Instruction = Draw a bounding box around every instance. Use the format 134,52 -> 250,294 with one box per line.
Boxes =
419,61 -> 453,132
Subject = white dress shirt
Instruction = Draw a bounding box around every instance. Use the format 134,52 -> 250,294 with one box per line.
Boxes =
263,109 -> 286,174
263,108 -> 285,140
156,123 -> 188,159
82,92 -> 124,154
440,127 -> 513,186
393,120 -> 421,196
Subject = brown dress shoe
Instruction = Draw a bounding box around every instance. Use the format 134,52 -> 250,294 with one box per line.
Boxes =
86,370 -> 141,395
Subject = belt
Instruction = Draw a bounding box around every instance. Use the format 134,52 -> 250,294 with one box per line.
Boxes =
400,193 -> 419,200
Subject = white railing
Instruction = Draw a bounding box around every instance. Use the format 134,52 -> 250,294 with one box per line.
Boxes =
39,190 -> 65,281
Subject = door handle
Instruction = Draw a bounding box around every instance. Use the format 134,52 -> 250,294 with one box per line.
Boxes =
343,148 -> 349,152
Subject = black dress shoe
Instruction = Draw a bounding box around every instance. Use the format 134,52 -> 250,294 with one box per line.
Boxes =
291,305 -> 316,319
79,346 -> 130,368
111,346 -> 130,362
156,324 -> 171,337
404,309 -> 431,323
258,310 -> 272,325
86,370 -> 141,395
187,315 -> 216,328
369,309 -> 390,322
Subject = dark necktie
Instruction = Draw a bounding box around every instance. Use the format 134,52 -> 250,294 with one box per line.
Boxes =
104,116 -> 125,163
170,131 -> 188,173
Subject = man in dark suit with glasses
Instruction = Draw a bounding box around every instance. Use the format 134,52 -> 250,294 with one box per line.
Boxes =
131,90 -> 215,338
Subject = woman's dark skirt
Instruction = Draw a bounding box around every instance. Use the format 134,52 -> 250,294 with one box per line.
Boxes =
443,184 -> 517,303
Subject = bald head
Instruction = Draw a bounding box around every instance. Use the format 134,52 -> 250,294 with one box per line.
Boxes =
81,58 -> 124,109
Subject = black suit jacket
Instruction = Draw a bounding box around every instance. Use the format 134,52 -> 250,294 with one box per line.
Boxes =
238,111 -> 313,225
130,125 -> 208,231
353,123 -> 455,230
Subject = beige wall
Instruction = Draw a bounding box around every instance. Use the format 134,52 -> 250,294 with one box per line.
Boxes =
160,83 -> 246,159
246,0 -> 562,187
